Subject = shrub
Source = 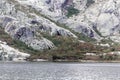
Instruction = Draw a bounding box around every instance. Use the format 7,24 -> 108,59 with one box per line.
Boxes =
66,7 -> 79,17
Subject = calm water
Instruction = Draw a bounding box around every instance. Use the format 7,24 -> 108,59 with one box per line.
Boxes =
0,62 -> 120,80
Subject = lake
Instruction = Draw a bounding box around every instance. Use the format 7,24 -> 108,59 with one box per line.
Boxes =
0,62 -> 120,80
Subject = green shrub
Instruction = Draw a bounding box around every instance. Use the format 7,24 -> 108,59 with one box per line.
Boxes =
66,7 -> 79,17
12,40 -> 39,53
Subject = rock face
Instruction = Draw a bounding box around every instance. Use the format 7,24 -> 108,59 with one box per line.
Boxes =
53,0 -> 120,42
0,41 -> 30,61
96,0 -> 120,42
15,0 -> 101,40
1,0 -> 120,52
22,0 -> 120,42
62,0 -> 120,41
0,0 -> 77,50
0,16 -> 54,50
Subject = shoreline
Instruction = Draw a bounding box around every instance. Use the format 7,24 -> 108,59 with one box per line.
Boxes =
1,59 -> 120,63
29,59 -> 120,63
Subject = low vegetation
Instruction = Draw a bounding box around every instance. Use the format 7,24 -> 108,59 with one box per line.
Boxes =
29,32 -> 108,61
99,54 -> 119,60
1,26 -> 119,61
0,27 -> 39,54
66,6 -> 79,18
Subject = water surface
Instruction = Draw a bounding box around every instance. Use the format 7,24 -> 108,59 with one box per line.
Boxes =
0,62 -> 120,80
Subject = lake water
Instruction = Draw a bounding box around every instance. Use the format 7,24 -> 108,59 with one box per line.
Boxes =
0,62 -> 120,80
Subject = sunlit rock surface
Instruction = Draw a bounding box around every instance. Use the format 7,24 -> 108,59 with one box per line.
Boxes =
0,41 -> 30,61
0,0 -> 120,52
0,16 -> 55,50
0,0 -> 77,50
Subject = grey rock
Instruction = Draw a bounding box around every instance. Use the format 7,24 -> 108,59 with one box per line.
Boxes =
0,0 -> 77,51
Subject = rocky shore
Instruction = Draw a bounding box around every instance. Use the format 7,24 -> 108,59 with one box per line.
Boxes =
0,41 -> 30,61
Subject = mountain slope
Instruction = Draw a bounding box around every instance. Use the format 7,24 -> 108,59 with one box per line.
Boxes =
16,0 -> 120,42
1,0 -> 120,61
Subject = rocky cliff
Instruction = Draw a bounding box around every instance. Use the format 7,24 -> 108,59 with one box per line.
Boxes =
0,0 -> 77,51
0,0 -> 120,60
9,0 -> 120,42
